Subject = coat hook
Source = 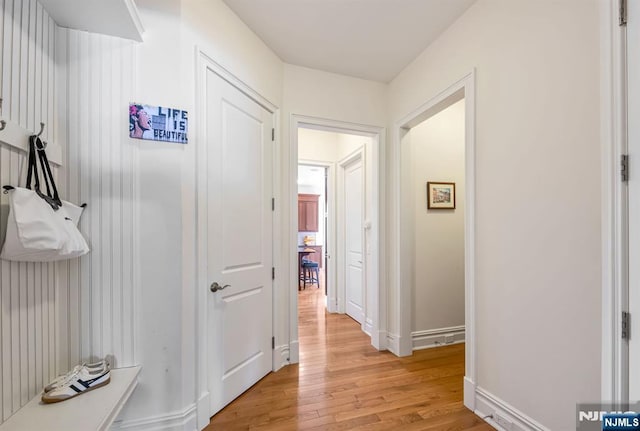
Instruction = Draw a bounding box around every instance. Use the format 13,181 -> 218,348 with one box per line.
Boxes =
36,122 -> 45,137
0,120 -> 5,131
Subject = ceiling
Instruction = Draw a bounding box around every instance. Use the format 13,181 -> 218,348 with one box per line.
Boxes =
298,165 -> 325,188
222,0 -> 476,83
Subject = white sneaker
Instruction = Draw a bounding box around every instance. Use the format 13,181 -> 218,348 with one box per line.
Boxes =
41,365 -> 111,403
43,359 -> 110,393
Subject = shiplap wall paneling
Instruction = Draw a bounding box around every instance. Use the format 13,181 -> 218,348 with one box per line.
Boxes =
56,27 -> 138,372
0,0 -> 58,424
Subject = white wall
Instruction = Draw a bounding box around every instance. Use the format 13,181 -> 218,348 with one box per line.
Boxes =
42,0 -> 285,428
298,129 -> 365,171
336,133 -> 369,161
56,26 -> 138,373
388,0 -> 601,429
410,100 -> 465,335
298,128 -> 339,161
115,0 -> 284,427
0,1 -> 58,424
284,64 -> 387,128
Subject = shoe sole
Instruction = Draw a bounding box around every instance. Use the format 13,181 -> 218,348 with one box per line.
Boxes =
41,376 -> 111,404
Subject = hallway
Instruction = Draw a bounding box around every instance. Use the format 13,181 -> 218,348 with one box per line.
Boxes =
206,286 -> 492,430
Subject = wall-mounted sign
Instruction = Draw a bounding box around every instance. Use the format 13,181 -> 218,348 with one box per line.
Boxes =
129,103 -> 188,144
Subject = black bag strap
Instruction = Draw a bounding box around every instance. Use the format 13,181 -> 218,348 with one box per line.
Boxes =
26,135 -> 40,192
35,138 -> 61,207
37,145 -> 53,198
26,135 -> 60,210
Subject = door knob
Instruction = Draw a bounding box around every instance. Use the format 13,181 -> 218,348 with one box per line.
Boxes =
210,282 -> 230,292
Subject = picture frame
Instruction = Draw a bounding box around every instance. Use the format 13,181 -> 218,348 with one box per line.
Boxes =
129,103 -> 188,144
427,182 -> 456,209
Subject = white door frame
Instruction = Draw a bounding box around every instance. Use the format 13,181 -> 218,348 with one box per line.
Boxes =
337,148 -> 366,325
289,115 -> 386,363
601,0 -> 628,405
298,159 -> 336,310
391,70 -> 477,409
194,49 -> 281,427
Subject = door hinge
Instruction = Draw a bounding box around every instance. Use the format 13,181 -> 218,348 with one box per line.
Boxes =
621,154 -> 629,182
620,0 -> 627,26
272,336 -> 275,349
272,128 -> 275,141
272,197 -> 275,211
272,267 -> 275,280
622,311 -> 630,340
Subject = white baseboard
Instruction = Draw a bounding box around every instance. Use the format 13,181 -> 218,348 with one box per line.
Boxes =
474,386 -> 550,431
370,330 -> 387,351
364,318 -> 374,336
386,333 -> 413,356
327,296 -> 338,313
111,404 -> 197,431
386,332 -> 400,355
399,334 -> 412,356
273,344 -> 290,371
289,340 -> 299,364
464,377 -> 476,411
411,325 -> 465,351
196,393 -> 209,431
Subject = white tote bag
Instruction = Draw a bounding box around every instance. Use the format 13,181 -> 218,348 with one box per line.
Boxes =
0,136 -> 89,262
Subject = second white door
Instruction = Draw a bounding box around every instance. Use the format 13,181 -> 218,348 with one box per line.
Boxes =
344,157 -> 364,324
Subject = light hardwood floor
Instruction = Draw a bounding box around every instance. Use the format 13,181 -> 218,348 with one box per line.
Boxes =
206,278 -> 493,430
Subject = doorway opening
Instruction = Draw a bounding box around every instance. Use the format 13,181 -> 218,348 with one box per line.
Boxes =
296,128 -> 369,322
393,71 -> 477,409
297,163 -> 329,295
401,97 -> 466,353
289,116 -> 385,364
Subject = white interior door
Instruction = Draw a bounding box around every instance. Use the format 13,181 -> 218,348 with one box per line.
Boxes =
629,0 -> 640,402
344,157 -> 364,324
206,70 -> 273,415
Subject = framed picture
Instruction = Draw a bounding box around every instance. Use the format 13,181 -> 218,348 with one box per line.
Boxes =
129,103 -> 188,144
427,182 -> 456,209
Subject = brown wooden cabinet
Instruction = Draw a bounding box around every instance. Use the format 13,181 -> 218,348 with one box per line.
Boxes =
298,194 -> 319,232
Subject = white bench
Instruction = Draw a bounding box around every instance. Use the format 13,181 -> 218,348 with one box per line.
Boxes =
0,366 -> 141,431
